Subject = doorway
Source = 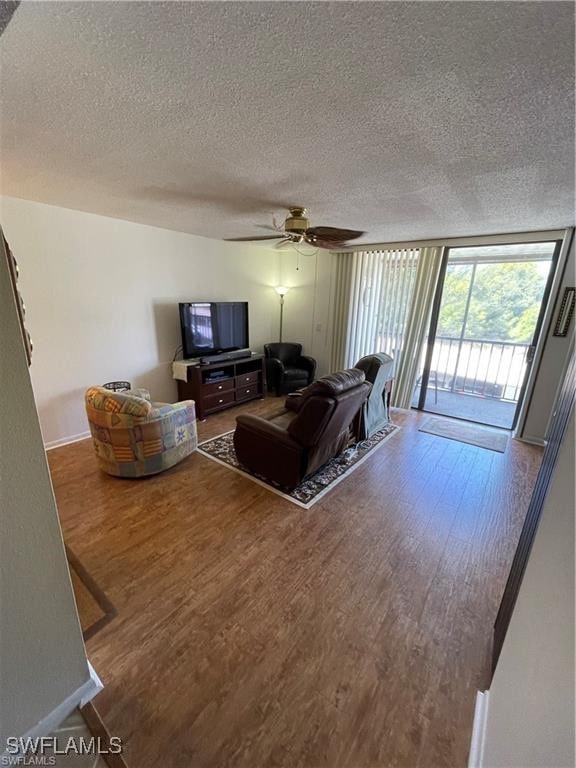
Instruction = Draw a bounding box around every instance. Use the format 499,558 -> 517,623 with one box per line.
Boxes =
412,241 -> 559,429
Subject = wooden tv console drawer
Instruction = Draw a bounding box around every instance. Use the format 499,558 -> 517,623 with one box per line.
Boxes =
203,378 -> 234,397
236,384 -> 257,401
204,389 -> 236,414
236,371 -> 259,387
176,354 -> 266,420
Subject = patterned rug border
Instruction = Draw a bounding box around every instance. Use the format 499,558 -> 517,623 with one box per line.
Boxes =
197,424 -> 401,509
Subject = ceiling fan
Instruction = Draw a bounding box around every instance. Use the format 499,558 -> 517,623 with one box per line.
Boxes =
226,206 -> 365,249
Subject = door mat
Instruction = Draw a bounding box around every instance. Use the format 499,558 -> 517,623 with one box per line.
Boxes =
419,416 -> 509,452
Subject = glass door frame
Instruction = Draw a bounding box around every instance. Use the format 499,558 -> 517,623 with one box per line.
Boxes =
414,239 -> 563,430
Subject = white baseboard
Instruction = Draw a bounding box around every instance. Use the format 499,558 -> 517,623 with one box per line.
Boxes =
468,689 -> 490,768
1,662 -> 103,757
45,431 -> 90,450
80,662 -> 104,707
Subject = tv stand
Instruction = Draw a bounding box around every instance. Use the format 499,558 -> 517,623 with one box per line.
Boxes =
176,354 -> 266,420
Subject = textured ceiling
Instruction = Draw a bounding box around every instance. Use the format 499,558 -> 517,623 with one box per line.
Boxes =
0,1 -> 574,244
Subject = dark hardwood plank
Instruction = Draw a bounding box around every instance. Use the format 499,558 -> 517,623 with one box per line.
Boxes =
47,400 -> 543,768
81,701 -> 130,768
67,546 -> 117,641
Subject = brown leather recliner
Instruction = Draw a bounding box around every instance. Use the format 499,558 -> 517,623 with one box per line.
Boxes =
234,369 -> 371,490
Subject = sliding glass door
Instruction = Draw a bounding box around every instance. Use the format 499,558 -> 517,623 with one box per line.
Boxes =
412,241 -> 559,430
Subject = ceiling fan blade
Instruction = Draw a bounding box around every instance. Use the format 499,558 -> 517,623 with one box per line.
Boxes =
315,242 -> 352,250
274,238 -> 294,249
304,235 -> 357,250
256,224 -> 285,233
306,226 -> 365,242
225,235 -> 285,242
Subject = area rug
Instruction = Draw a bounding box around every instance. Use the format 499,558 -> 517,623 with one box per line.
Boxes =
418,416 -> 509,453
197,422 -> 400,509
66,546 -> 117,641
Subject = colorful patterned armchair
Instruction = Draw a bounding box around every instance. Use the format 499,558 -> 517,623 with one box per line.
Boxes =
85,387 -> 197,477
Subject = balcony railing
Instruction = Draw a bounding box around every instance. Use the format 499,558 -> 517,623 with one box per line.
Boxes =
427,336 -> 530,403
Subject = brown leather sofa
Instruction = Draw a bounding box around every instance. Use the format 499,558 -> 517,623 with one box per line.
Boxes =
234,369 -> 371,490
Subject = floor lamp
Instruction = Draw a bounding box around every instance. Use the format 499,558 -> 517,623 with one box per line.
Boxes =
275,286 -> 289,342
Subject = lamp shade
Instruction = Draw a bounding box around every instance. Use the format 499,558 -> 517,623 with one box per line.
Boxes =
275,286 -> 289,297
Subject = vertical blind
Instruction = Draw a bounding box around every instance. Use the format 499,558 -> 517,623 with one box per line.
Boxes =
331,249 -> 420,370
392,246 -> 444,408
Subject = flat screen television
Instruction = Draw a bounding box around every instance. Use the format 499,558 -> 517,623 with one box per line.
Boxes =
179,301 -> 249,359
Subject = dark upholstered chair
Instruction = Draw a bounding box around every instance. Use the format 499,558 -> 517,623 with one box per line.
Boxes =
354,353 -> 395,439
234,369 -> 371,490
264,342 -> 316,396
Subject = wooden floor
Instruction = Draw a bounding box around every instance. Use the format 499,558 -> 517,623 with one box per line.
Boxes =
67,546 -> 117,641
48,400 -> 543,768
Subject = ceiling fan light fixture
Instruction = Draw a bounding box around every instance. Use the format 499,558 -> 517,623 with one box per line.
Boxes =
284,206 -> 309,236
294,241 -> 319,258
226,206 -> 365,252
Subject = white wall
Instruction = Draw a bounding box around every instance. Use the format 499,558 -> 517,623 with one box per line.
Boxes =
521,236 -> 576,444
278,248 -> 335,377
479,409 -> 575,768
0,233 -> 90,742
0,196 -> 279,446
